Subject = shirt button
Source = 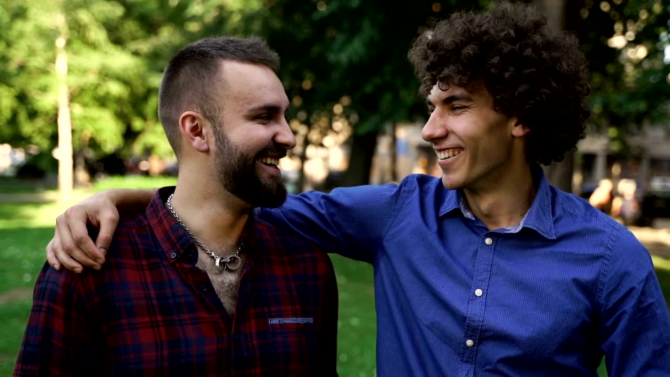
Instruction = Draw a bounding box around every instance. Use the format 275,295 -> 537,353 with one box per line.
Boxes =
170,252 -> 177,259
466,339 -> 475,347
475,289 -> 483,297
485,237 -> 493,245
200,284 -> 208,292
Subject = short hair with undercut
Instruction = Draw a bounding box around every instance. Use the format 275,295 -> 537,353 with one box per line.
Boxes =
408,3 -> 590,166
158,37 -> 280,156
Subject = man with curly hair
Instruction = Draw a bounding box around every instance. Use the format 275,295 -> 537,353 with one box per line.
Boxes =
46,3 -> 670,376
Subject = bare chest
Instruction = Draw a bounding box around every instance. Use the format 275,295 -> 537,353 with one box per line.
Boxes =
196,255 -> 247,315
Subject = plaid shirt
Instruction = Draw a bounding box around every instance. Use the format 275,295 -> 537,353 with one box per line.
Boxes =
15,187 -> 338,377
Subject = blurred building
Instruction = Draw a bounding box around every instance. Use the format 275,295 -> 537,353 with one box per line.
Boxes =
577,125 -> 670,196
370,123 -> 437,185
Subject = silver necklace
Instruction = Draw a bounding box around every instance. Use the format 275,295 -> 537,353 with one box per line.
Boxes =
166,193 -> 243,271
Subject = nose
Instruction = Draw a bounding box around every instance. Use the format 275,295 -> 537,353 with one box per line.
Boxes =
275,117 -> 297,150
421,109 -> 448,142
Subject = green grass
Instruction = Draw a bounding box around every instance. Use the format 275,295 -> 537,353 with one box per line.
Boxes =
0,177 -> 55,194
93,175 -> 177,191
0,175 -> 176,196
330,255 -> 377,376
0,181 -> 668,376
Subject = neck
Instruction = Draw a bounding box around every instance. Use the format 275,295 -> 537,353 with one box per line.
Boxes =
170,162 -> 251,250
462,162 -> 538,231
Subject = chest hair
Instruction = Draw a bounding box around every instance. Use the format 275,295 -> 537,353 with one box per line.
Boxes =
196,253 -> 247,316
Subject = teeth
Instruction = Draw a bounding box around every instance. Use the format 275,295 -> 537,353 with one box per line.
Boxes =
437,149 -> 463,160
260,157 -> 279,166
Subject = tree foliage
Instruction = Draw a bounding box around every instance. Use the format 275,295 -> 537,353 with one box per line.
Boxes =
0,0 -> 668,183
577,0 -> 670,146
0,0 -> 259,168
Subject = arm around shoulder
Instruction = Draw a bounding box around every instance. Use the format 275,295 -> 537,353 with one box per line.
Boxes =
260,183 -> 406,262
47,188 -> 155,272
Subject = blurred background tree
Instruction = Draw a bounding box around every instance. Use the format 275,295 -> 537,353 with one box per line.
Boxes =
243,0 -> 492,187
535,0 -> 670,191
0,0 -> 668,189
0,0 -> 260,182
578,0 -> 670,148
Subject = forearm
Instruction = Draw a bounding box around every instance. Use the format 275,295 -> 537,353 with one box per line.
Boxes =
259,184 -> 400,262
107,189 -> 155,213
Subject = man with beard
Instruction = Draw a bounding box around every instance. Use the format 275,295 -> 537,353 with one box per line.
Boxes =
14,37 -> 338,377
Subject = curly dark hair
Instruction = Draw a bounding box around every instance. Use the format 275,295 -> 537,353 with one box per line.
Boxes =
408,3 -> 590,165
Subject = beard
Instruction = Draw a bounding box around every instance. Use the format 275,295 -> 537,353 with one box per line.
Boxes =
212,126 -> 288,208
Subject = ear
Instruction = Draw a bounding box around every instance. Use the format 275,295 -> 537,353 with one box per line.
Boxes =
179,111 -> 210,153
510,118 -> 530,138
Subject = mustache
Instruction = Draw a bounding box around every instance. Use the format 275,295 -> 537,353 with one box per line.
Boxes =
256,143 -> 287,159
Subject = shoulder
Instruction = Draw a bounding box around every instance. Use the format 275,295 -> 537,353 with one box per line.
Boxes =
32,262 -> 90,306
552,190 -> 651,280
95,212 -> 155,258
599,223 -> 651,282
553,186 -> 614,224
253,219 -> 333,266
545,187 -> 653,273
115,212 -> 151,237
551,186 -> 624,242
254,218 -> 325,255
290,174 -> 442,204
398,173 -> 444,191
402,173 -> 451,197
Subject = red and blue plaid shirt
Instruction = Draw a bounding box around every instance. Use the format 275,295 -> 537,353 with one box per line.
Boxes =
15,187 -> 338,377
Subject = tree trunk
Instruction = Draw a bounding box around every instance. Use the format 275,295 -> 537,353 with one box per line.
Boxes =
543,153 -> 574,192
56,13 -> 73,202
342,131 -> 378,187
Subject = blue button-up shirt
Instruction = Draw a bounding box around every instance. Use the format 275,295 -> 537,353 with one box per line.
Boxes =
260,173 -> 670,376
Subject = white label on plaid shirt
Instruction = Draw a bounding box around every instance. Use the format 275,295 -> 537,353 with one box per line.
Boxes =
269,318 -> 314,325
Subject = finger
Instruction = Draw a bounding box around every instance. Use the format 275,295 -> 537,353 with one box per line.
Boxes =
56,215 -> 100,271
65,207 -> 105,264
52,230 -> 84,273
45,239 -> 61,271
93,209 -> 119,258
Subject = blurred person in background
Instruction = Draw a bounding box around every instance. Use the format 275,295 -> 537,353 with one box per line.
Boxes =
589,178 -> 614,213
612,178 -> 641,226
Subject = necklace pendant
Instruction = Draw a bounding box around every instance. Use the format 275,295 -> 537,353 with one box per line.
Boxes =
225,255 -> 242,271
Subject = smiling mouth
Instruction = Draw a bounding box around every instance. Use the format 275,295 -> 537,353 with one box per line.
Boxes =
259,157 -> 280,168
436,148 -> 463,161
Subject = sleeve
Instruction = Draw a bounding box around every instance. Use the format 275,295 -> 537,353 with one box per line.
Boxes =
597,227 -> 670,376
259,183 -> 405,263
13,264 -> 93,377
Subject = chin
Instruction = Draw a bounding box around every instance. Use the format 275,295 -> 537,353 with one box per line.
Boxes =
441,175 -> 464,190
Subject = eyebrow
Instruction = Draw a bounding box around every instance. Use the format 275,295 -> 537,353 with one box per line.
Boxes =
244,104 -> 286,116
426,94 -> 474,107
